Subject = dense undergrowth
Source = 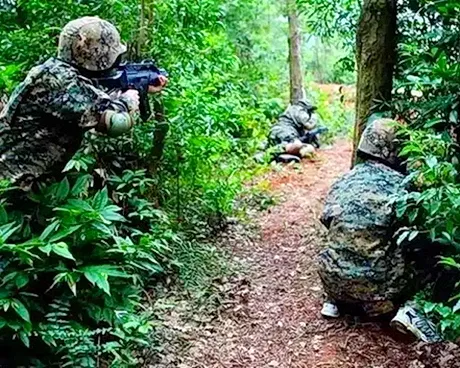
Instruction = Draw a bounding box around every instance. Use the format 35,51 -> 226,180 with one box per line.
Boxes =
391,0 -> 460,341
0,0 -> 353,366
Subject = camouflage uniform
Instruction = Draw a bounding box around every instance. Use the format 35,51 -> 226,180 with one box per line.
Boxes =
269,100 -> 319,147
0,17 -> 134,189
318,118 -> 409,317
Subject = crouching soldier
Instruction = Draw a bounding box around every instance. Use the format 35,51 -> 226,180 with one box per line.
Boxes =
318,118 -> 441,342
0,16 -> 167,191
269,99 -> 321,163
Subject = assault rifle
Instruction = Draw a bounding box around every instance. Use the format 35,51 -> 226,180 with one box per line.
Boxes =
93,61 -> 168,122
299,126 -> 328,148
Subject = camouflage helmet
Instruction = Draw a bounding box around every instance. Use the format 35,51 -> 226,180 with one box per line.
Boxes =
297,99 -> 317,112
58,17 -> 127,72
358,118 -> 399,166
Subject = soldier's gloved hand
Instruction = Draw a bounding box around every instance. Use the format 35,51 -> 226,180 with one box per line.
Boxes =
148,75 -> 168,94
285,139 -> 304,156
121,89 -> 140,113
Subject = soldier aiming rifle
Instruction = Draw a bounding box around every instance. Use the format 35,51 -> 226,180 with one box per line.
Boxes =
0,16 -> 168,191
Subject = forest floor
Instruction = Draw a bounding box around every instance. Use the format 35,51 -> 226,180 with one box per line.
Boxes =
152,140 -> 459,368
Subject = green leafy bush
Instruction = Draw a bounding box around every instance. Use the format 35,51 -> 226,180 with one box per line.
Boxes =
389,1 -> 460,341
0,169 -> 176,365
395,128 -> 460,340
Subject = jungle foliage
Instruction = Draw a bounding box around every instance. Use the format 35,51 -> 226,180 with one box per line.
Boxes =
392,0 -> 460,341
0,0 -> 355,365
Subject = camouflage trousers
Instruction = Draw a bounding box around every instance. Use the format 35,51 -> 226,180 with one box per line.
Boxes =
318,247 -> 408,318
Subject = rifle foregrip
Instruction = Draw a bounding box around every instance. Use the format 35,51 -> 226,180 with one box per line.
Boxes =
139,94 -> 151,122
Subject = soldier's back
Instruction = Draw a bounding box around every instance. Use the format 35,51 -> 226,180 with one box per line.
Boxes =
322,160 -> 405,234
0,58 -> 87,186
318,161 -> 408,311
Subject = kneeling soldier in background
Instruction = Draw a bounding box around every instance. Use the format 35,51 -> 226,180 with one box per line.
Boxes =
269,99 -> 323,163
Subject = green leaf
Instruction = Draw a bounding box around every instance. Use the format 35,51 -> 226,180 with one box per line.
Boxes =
51,242 -> 75,261
396,202 -> 408,218
408,230 -> 419,241
81,265 -> 130,278
92,188 -> 109,211
18,331 -> 30,348
55,177 -> 70,201
39,220 -> 60,240
91,222 -> 113,236
71,175 -> 91,197
68,281 -> 77,296
63,160 -> 76,173
0,204 -> 8,225
396,230 -> 410,246
59,199 -> 93,212
49,225 -> 82,242
423,118 -> 444,128
424,302 -> 436,314
48,273 -> 68,292
15,274 -> 29,289
12,299 -> 30,322
1,272 -> 17,285
0,223 -> 21,243
426,156 -> 438,169
100,207 -> 126,222
39,243 -> 52,255
83,270 -> 111,295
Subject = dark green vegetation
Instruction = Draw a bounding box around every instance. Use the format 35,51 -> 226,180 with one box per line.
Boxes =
393,1 -> 460,342
0,0 -> 353,366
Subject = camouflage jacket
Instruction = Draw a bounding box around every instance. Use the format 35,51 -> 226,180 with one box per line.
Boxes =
269,104 -> 318,146
0,58 -> 131,188
318,161 -> 409,315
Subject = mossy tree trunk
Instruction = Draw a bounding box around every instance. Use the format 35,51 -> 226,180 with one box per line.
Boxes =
287,0 -> 305,104
353,0 -> 397,166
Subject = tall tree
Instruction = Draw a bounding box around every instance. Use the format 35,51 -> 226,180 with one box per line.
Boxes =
353,0 -> 397,165
287,0 -> 305,104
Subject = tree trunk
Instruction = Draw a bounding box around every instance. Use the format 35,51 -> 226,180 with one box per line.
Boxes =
287,0 -> 305,104
353,0 -> 397,166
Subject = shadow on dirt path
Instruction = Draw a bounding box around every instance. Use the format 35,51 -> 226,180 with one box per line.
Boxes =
153,140 -> 459,368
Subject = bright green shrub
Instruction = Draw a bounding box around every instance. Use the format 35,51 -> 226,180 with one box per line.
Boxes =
390,1 -> 460,340
0,169 -> 175,365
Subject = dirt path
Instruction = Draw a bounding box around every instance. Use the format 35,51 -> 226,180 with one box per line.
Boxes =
153,140 -> 457,368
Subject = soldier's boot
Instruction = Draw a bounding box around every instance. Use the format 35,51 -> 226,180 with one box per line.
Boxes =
276,154 -> 301,164
321,301 -> 340,318
390,305 -> 442,342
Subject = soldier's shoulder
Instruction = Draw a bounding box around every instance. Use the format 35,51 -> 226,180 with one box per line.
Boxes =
359,161 -> 405,182
34,58 -> 80,83
280,104 -> 298,116
327,161 -> 404,199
